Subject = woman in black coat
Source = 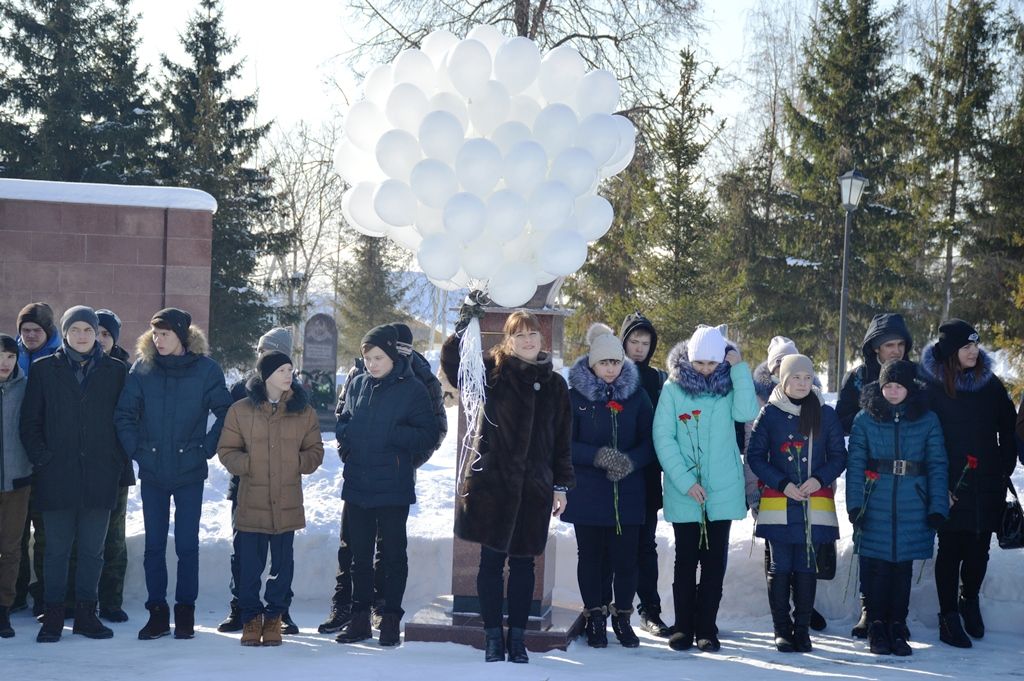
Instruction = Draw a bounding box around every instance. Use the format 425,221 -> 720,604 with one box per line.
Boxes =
440,308 -> 574,664
919,320 -> 1017,648
19,306 -> 127,643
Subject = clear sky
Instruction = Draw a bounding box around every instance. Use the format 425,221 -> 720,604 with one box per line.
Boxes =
134,0 -> 759,131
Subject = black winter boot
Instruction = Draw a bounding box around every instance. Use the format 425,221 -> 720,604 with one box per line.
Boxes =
72,601 -> 113,639
506,626 -> 529,663
767,572 -> 795,653
959,593 -> 984,639
377,613 -> 401,647
281,609 -> 299,635
173,604 -> 195,639
217,600 -> 242,632
484,626 -> 505,662
810,608 -> 827,632
335,609 -> 372,643
669,582 -> 694,651
790,572 -> 816,653
36,604 -> 64,643
138,603 -> 171,640
938,611 -> 972,648
318,602 -> 352,634
610,606 -> 640,648
98,606 -> 129,623
584,607 -> 608,648
868,620 -> 891,655
638,604 -> 671,637
851,596 -> 869,638
889,621 -> 912,656
0,605 -> 13,638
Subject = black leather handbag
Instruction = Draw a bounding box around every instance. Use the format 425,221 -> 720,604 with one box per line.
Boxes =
816,541 -> 837,580
997,479 -> 1024,550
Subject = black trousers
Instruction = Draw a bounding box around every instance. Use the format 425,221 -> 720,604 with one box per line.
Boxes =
477,545 -> 534,629
575,524 -> 639,610
861,556 -> 912,623
935,530 -> 992,614
328,502 -> 386,608
601,510 -> 661,609
346,502 -> 409,616
672,520 -> 731,638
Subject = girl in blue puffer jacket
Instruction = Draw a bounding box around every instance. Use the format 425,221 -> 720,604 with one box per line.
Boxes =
847,360 -> 948,657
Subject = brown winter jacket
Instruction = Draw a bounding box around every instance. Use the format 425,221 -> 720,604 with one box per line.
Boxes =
217,376 -> 324,534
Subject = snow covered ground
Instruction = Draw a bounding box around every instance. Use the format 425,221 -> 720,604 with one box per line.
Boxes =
4,403 -> 1023,680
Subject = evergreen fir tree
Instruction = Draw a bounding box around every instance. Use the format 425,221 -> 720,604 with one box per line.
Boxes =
157,0 -> 287,368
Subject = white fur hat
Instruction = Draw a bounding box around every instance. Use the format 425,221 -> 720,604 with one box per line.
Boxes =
766,336 -> 799,372
688,324 -> 728,363
586,323 -> 624,367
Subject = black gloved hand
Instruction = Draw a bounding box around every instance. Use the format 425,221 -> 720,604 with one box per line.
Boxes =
848,509 -> 863,528
927,513 -> 946,531
455,290 -> 488,335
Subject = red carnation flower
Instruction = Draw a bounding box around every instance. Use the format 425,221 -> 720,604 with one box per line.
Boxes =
966,455 -> 978,470
692,409 -> 702,418
780,442 -> 791,453
865,470 -> 880,482
679,413 -> 692,422
607,400 -> 623,413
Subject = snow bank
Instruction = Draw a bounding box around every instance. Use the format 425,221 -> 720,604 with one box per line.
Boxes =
0,177 -> 217,212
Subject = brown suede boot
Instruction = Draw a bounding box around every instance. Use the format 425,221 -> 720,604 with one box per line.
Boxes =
262,614 -> 283,647
241,614 -> 263,647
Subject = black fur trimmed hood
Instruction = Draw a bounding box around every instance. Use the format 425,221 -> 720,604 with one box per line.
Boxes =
568,355 -> 641,402
245,375 -> 310,413
919,343 -> 995,393
666,340 -> 735,397
860,380 -> 929,422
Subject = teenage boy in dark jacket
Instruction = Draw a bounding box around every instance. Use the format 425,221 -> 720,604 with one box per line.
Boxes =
332,325 -> 439,648
114,308 -> 233,641
20,306 -> 127,642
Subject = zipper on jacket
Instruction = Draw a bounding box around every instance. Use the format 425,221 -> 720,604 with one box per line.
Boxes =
892,413 -> 901,562
0,383 -> 6,489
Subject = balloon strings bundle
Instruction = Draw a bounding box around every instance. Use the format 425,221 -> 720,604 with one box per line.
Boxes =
457,317 -> 487,497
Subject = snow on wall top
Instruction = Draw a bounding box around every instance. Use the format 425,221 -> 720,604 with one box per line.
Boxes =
0,178 -> 217,212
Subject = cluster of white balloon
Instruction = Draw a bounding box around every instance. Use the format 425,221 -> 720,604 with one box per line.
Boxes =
338,24 -> 636,307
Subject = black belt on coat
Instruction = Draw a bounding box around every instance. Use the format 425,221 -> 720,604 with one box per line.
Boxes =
867,458 -> 926,477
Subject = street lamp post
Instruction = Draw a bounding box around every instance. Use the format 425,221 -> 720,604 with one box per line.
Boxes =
837,169 -> 868,391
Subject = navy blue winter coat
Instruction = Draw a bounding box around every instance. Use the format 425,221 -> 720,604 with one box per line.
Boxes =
847,383 -> 948,562
746,389 -> 847,544
562,356 -> 654,527
114,327 -> 233,490
337,356 -> 439,508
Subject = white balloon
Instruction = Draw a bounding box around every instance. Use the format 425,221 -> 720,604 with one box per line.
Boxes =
455,138 -> 502,196
343,182 -> 389,236
443,192 -> 486,242
538,45 -> 586,106
490,121 -> 531,155
549,147 -> 597,197
485,189 -> 528,242
375,129 -> 422,183
604,115 -> 637,169
487,261 -> 537,307
373,179 -> 417,227
539,228 -> 588,276
409,158 -> 458,209
385,83 -> 429,133
467,24 -> 507,57
528,180 -> 574,232
450,268 -> 472,288
429,275 -> 463,291
535,269 -> 558,285
388,225 -> 423,251
335,139 -> 384,185
415,204 -> 445,235
418,110 -> 465,164
421,29 -> 459,66
501,230 -> 536,262
575,69 -> 620,117
533,103 -> 578,158
447,39 -> 491,98
392,49 -> 437,93
344,100 -> 388,152
507,94 -> 541,127
428,92 -> 470,130
462,237 -> 504,278
363,64 -> 393,106
600,142 -> 635,179
575,113 -> 620,167
503,140 -> 547,196
575,195 -> 614,241
493,37 -> 541,94
417,233 -> 461,280
468,80 -> 511,137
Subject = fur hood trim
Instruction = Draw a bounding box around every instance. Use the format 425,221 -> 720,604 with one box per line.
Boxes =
136,325 -> 209,361
860,380 -> 929,422
568,355 -> 640,402
919,343 -> 995,393
245,376 -> 310,413
667,340 -> 735,397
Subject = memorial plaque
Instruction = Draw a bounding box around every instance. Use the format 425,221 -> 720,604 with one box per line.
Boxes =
302,313 -> 338,373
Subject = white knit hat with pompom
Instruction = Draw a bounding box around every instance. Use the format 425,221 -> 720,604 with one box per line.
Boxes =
587,323 -> 624,367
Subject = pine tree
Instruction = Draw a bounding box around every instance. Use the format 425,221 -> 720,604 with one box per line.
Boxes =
0,0 -> 106,179
779,0 -> 926,387
157,0 -> 287,368
335,233 -> 411,363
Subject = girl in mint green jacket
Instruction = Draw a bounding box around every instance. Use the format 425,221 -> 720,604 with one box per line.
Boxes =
653,325 -> 759,653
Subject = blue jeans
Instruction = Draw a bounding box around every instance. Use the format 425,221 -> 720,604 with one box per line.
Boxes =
229,495 -> 295,608
140,480 -> 203,607
41,508 -> 109,604
767,540 -> 819,574
237,530 -> 294,623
